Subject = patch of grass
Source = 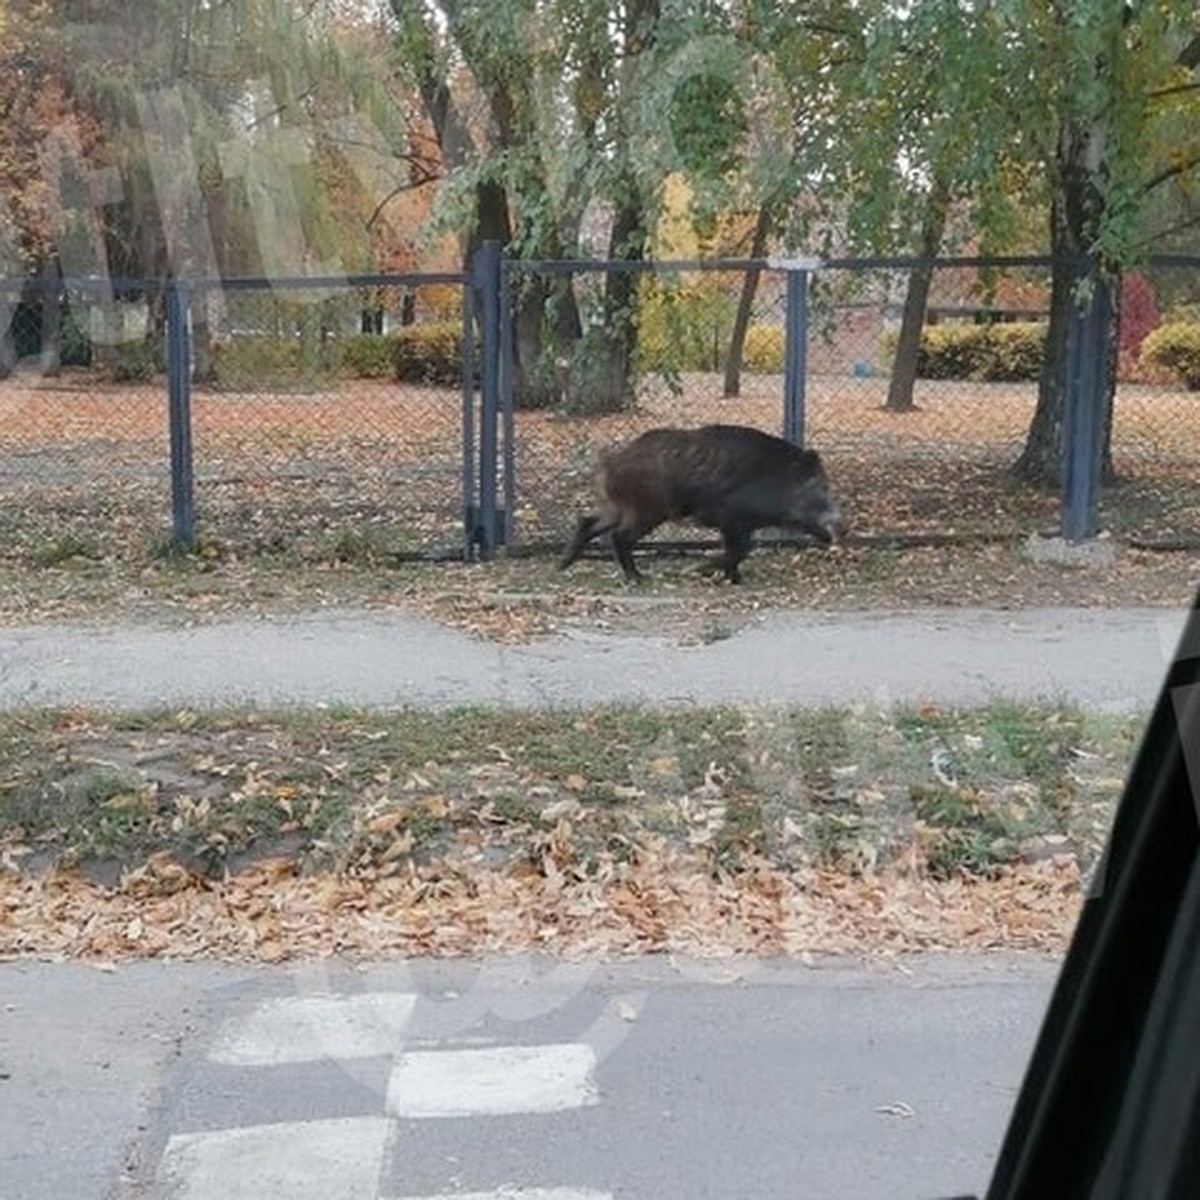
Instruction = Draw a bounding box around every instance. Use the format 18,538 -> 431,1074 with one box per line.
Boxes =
911,783 -> 1016,877
785,708 -> 854,780
895,701 -> 1138,790
713,793 -> 767,868
324,527 -> 393,566
889,702 -> 1144,874
805,811 -> 859,867
0,701 -> 1146,883
29,532 -> 103,568
1,491 -> 1198,633
507,705 -> 750,793
487,793 -> 542,826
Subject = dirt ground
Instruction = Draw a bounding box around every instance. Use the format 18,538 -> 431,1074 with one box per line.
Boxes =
2,367 -> 1194,962
3,366 -> 1200,637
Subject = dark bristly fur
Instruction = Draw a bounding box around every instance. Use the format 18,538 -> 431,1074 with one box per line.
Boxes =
559,423 -> 845,584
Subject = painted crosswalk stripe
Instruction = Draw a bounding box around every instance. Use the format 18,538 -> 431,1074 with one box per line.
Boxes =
385,1190 -> 612,1200
387,1042 -> 599,1118
155,1116 -> 392,1199
208,991 -> 419,1066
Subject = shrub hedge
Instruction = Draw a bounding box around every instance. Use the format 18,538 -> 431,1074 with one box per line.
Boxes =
907,321 -> 1047,382
741,325 -> 784,373
337,333 -> 396,379
1140,322 -> 1200,389
392,321 -> 478,387
207,325 -> 482,389
111,339 -> 159,382
150,313 -> 1200,391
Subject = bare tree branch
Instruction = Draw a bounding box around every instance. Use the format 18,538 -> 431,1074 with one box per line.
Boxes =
1142,151 -> 1200,196
1133,211 -> 1200,251
365,171 -> 441,229
1147,81 -> 1200,102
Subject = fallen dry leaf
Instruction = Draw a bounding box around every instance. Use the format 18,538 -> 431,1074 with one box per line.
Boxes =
876,1102 -> 917,1119
0,852 -> 1084,965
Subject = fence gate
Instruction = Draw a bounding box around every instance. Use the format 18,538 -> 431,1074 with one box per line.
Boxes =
167,270 -> 479,564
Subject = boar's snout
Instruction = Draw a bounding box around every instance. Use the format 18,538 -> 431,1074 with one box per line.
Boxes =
823,504 -> 848,545
790,480 -> 845,546
810,509 -> 845,546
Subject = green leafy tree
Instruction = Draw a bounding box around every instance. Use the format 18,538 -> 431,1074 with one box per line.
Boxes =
999,2 -> 1200,485
391,0 -> 750,413
775,1 -> 1200,486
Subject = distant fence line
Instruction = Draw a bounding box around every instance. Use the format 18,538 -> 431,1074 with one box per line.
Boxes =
2,249 -> 1199,568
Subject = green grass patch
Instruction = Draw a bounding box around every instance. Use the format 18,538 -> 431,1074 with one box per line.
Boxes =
29,532 -> 104,568
0,701 -> 1145,882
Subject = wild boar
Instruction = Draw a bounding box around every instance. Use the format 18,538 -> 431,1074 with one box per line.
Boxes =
558,423 -> 845,584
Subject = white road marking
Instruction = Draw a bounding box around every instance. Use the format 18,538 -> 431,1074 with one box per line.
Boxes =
387,1042 -> 599,1118
385,1191 -> 611,1200
155,1116 -> 392,1199
207,991 -> 419,1066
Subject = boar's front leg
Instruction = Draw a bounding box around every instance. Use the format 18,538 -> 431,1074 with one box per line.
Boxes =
717,524 -> 753,584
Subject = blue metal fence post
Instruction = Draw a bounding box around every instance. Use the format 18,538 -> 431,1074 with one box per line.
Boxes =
165,279 -> 196,550
777,257 -> 818,447
461,273 -> 478,561
472,240 -> 502,560
499,254 -> 516,552
1061,262 -> 1111,543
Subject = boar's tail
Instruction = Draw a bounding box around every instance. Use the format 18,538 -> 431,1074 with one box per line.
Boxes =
559,513 -> 614,570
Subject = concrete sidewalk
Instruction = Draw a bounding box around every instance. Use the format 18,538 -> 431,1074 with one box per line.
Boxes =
0,604 -> 1189,712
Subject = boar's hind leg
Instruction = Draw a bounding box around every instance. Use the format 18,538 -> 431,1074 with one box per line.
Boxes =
559,514 -> 607,570
610,528 -> 646,584
717,525 -> 753,584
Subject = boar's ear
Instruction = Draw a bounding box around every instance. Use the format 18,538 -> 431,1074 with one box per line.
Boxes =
790,447 -> 822,472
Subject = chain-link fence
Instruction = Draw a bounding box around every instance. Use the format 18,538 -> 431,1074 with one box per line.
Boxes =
185,275 -> 473,562
499,254 -> 1200,556
1105,258 -> 1200,547
5,254 -> 1199,572
0,271 -> 475,568
0,278 -> 172,567
499,257 -> 1067,556
499,259 -> 791,553
805,260 -> 1063,545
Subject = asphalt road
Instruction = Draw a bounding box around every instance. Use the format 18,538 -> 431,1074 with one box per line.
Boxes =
0,952 -> 1062,1200
1,602 -> 1186,1198
0,604 -> 1188,712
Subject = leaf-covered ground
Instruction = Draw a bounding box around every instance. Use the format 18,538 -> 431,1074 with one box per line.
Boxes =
1,372 -> 1190,962
1,535 -> 1196,646
1,702 -> 1142,963
3,369 -> 1200,639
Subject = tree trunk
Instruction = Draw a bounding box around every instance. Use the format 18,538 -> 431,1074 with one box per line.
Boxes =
410,52 -> 570,410
885,266 -> 936,412
1012,125 -> 1117,488
39,259 -> 62,377
724,202 -> 775,398
191,311 -> 215,383
0,308 -> 15,380
1013,248 -> 1074,485
513,271 -> 582,409
564,189 -> 646,415
885,177 -> 951,412
603,195 -> 646,406
560,0 -> 657,416
146,283 -> 167,372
